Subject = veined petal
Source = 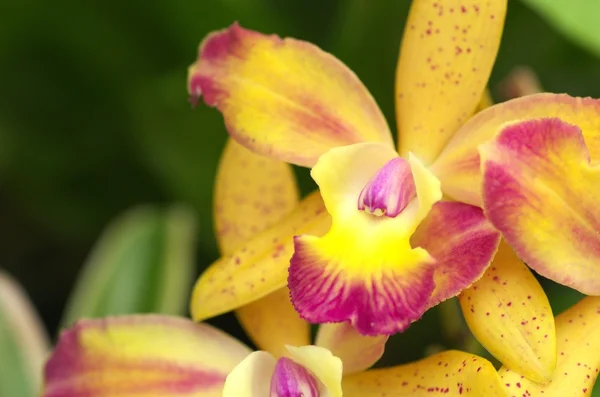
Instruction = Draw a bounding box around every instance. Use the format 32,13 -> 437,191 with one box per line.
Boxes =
290,234 -> 434,336
236,288 -> 310,358
395,0 -> 507,164
270,357 -> 321,397
481,118 -> 600,294
214,138 -> 299,254
289,143 -> 442,335
499,297 -> 600,397
315,323 -> 388,375
222,351 -> 275,397
214,139 -> 309,356
410,201 -> 500,309
188,23 -> 393,168
431,94 -> 600,206
191,191 -> 331,321
43,315 -> 251,397
342,350 -> 506,397
459,242 -> 556,383
286,345 -> 343,397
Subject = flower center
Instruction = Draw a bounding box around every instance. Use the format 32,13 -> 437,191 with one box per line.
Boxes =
270,357 -> 320,397
357,157 -> 416,218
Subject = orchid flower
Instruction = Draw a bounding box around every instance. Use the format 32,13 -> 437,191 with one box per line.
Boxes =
40,296 -> 600,396
188,0 -> 600,383
41,313 -> 508,397
189,0 -> 505,334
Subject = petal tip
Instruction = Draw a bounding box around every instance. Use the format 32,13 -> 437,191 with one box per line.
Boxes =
187,22 -> 250,107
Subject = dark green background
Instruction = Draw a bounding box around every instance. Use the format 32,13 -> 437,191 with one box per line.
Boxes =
0,0 -> 596,368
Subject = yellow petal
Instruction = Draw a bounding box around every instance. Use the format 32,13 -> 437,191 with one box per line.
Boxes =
431,94 -> 600,206
342,350 -> 506,396
214,138 -> 299,254
315,323 -> 388,375
188,23 -> 393,168
222,351 -> 275,397
191,191 -> 331,321
43,315 -> 251,397
214,139 -> 309,355
481,118 -> 600,294
286,345 -> 343,397
459,241 -> 556,383
236,287 -> 310,357
476,89 -> 494,112
499,296 -> 600,397
395,0 -> 507,164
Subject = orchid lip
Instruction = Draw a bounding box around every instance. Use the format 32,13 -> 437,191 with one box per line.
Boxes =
357,157 -> 416,218
270,357 -> 320,397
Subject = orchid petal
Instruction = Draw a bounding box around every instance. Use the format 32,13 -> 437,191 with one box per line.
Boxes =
411,201 -> 500,309
286,345 -> 343,397
289,143 -> 442,335
481,118 -> 600,294
431,94 -> 600,206
191,191 -> 331,321
222,351 -> 275,397
236,288 -> 311,358
310,142 -> 399,219
499,296 -> 600,396
476,89 -> 494,112
395,0 -> 507,164
188,23 -> 393,168
214,139 -> 309,355
43,315 -> 251,397
214,138 -> 299,254
459,241 -> 556,383
270,357 -> 321,397
315,323 -> 388,375
342,350 -> 506,397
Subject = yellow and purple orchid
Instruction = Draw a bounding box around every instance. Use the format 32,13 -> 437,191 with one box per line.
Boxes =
188,0 -> 506,336
40,296 -> 600,396
41,312 -> 509,397
188,0 -> 600,382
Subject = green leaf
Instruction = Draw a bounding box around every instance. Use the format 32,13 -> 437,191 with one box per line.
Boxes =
328,0 -> 410,124
60,204 -> 197,328
128,73 -> 224,260
0,271 -> 49,397
521,0 -> 600,58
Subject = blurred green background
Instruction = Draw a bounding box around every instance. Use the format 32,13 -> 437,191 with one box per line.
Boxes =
0,0 -> 598,365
